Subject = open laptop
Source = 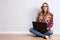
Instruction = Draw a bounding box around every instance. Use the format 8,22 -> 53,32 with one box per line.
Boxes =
32,21 -> 47,33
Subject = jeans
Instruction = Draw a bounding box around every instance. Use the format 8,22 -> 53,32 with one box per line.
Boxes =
29,28 -> 53,37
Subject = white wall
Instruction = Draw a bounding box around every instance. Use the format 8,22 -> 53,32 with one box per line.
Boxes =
0,0 -> 60,34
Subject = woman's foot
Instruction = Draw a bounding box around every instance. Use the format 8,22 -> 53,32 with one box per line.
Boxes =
44,35 -> 49,39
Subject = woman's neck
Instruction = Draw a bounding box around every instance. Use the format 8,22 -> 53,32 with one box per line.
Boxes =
44,11 -> 47,14
43,11 -> 47,16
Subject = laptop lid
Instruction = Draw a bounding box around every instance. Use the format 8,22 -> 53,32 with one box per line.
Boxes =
32,22 -> 47,32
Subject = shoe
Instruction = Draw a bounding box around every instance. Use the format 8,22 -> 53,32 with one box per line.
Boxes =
44,35 -> 49,39
36,35 -> 40,37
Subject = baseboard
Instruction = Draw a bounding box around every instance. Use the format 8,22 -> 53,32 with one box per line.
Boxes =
0,31 -> 31,34
0,31 -> 60,35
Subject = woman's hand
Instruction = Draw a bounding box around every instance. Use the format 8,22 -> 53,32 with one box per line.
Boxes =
44,20 -> 48,24
47,28 -> 50,30
39,16 -> 43,22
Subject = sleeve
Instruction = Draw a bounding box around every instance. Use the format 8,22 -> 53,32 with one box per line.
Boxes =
47,13 -> 53,29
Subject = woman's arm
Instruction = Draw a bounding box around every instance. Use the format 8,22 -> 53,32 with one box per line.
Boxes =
47,13 -> 53,29
36,13 -> 44,22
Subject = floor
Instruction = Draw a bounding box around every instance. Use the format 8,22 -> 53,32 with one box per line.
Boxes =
0,34 -> 60,40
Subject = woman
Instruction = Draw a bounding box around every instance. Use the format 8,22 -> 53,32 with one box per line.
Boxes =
29,2 -> 53,39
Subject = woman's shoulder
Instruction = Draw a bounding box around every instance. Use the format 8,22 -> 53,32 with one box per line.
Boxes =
49,12 -> 53,16
38,12 -> 42,16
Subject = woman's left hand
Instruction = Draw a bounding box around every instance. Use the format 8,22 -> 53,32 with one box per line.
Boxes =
44,20 -> 48,24
47,28 -> 49,30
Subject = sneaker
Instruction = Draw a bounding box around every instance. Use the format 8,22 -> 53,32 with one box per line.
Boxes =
44,35 -> 49,39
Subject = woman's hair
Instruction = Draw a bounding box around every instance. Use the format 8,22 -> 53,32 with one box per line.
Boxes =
36,2 -> 50,22
40,2 -> 50,15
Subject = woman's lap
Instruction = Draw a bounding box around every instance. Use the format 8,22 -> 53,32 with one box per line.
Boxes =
29,28 -> 53,36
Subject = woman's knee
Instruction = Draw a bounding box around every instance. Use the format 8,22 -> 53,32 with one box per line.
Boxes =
48,30 -> 53,35
29,28 -> 37,34
51,30 -> 53,35
29,28 -> 33,32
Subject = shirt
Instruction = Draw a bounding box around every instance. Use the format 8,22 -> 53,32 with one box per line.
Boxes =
36,13 -> 53,29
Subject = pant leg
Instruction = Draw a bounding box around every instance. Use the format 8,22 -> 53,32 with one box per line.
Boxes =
44,29 -> 53,36
29,28 -> 45,37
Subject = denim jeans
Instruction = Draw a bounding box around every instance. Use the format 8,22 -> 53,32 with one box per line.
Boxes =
29,28 -> 53,37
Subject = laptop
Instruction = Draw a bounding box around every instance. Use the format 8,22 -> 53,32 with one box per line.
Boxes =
32,21 -> 47,33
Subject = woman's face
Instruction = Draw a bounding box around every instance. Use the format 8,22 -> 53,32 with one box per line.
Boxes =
42,4 -> 48,12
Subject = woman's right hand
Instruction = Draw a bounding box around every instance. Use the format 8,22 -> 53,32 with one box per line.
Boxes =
39,16 -> 44,22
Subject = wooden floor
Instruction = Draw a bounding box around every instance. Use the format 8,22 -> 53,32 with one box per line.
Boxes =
0,34 -> 60,40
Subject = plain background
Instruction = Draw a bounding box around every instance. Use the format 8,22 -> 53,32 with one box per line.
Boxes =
0,0 -> 60,34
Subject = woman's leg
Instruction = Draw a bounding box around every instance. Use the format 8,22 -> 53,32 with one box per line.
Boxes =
44,29 -> 53,36
29,28 -> 45,37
